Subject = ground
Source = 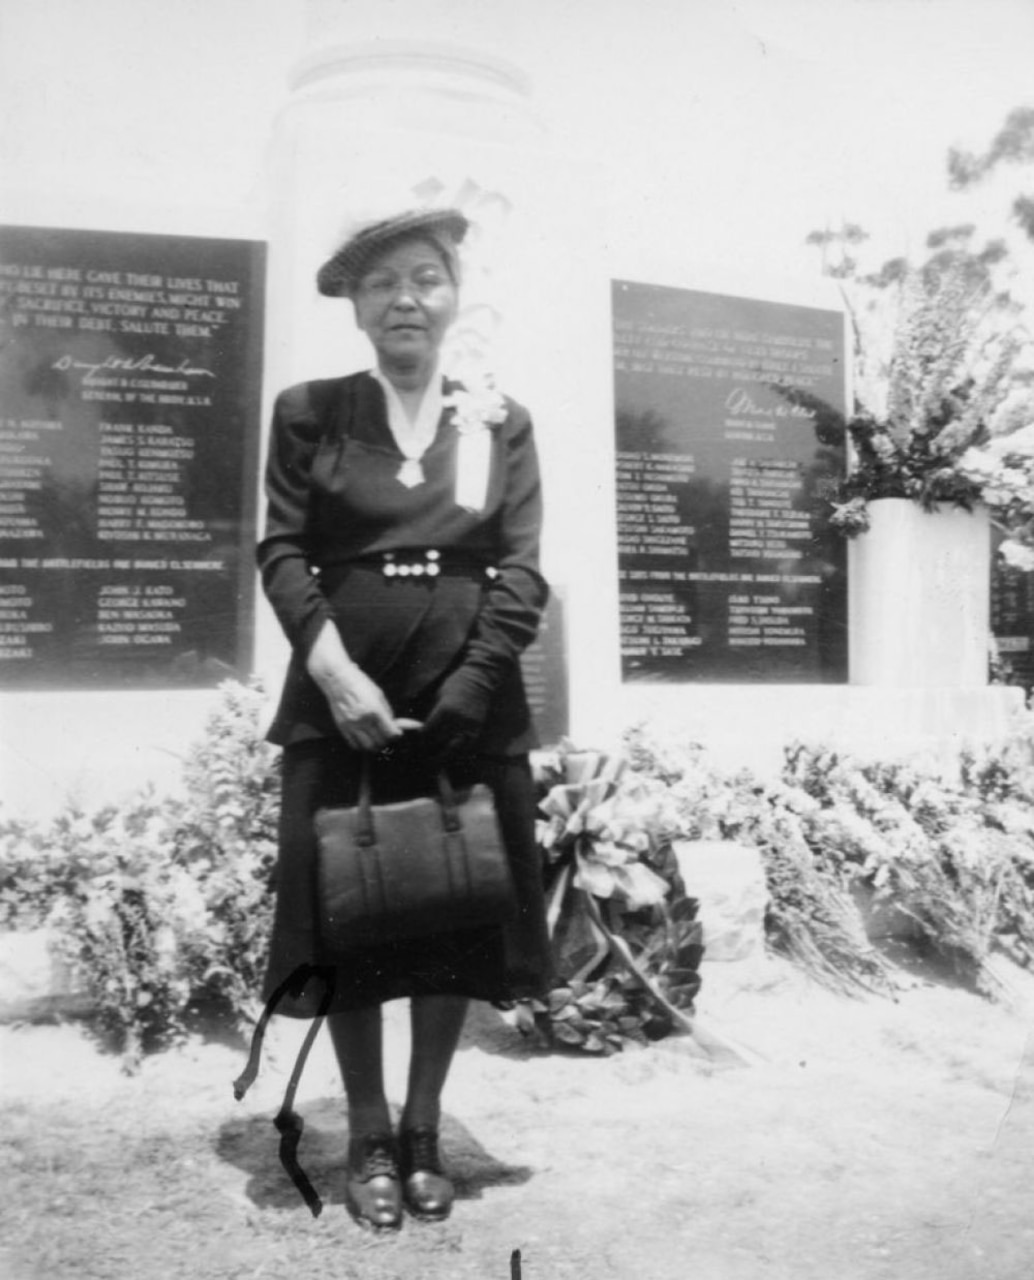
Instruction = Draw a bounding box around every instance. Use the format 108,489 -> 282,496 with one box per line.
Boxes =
1,955 -> 1032,1280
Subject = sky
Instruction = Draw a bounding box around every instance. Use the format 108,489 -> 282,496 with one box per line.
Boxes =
520,0 -> 1034,279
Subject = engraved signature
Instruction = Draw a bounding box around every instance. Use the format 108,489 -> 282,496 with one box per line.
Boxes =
52,353 -> 216,383
725,387 -> 814,419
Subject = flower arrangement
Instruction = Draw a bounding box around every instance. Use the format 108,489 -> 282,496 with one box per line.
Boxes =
443,373 -> 507,513
829,254 -> 1032,537
442,378 -> 507,434
960,422 -> 1034,570
621,720 -> 1034,998
526,747 -> 706,1055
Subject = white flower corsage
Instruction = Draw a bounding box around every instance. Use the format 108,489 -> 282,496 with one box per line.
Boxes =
444,380 -> 507,513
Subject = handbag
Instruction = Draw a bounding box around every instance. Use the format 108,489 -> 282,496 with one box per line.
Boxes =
314,760 -> 517,954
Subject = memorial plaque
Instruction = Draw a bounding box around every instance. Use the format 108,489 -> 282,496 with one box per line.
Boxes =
0,225 -> 265,688
613,279 -> 847,683
991,537 -> 1034,694
520,589 -> 569,746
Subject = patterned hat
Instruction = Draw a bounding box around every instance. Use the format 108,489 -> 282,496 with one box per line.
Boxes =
316,208 -> 469,298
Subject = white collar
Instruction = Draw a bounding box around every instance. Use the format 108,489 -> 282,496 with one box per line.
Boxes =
370,365 -> 444,463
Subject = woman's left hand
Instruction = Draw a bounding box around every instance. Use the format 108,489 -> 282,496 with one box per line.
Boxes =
421,663 -> 495,761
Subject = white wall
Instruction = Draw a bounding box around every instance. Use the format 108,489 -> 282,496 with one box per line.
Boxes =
6,0 -> 1032,282
0,0 -> 303,813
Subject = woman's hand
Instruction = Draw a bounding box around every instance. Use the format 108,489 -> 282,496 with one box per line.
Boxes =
305,621 -> 418,751
421,663 -> 495,762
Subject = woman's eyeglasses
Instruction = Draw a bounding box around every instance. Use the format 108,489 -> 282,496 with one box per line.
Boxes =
357,267 -> 451,299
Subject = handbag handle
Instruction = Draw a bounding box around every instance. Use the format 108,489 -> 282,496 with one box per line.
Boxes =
357,756 -> 466,844
435,771 -> 463,834
356,758 -> 376,847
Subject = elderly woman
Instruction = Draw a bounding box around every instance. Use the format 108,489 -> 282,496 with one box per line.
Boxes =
257,208 -> 552,1230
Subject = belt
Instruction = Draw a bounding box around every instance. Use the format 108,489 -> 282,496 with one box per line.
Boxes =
350,550 -> 499,581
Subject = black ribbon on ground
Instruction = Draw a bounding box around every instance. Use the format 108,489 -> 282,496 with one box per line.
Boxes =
233,964 -> 336,1217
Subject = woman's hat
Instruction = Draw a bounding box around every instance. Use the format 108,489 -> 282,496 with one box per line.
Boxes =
316,208 -> 469,298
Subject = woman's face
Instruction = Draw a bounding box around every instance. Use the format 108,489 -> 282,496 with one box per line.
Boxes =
353,238 -> 458,373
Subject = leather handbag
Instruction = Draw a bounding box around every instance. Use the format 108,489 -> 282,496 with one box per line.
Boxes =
314,761 -> 517,954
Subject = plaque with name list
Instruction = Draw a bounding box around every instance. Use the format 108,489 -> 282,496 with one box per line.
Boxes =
520,589 -> 569,746
0,225 -> 265,689
991,535 -> 1034,694
613,279 -> 848,683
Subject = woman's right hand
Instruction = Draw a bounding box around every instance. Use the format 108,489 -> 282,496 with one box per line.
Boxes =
305,621 -> 417,751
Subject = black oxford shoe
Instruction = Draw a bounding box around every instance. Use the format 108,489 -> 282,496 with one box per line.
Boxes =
399,1127 -> 455,1221
344,1133 -> 402,1231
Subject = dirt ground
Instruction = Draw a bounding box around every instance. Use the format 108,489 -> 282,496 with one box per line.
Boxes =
1,955 -> 1033,1280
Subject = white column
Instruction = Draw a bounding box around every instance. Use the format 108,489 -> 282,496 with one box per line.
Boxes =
253,4 -> 621,752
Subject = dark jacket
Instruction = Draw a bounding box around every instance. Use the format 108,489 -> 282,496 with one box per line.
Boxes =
257,371 -> 548,752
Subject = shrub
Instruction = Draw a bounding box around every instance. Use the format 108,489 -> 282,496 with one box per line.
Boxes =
0,679 -> 279,1067
4,682 -> 1034,1064
582,714 -> 1034,1001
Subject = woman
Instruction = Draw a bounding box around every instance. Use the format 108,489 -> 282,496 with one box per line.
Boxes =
258,208 -> 552,1230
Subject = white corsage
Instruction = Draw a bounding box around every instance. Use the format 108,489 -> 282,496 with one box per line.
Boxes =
444,380 -> 507,513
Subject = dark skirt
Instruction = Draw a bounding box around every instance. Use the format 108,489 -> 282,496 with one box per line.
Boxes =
264,737 -> 554,1018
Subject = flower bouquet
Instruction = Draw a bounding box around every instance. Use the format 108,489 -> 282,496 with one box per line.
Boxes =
518,745 -> 756,1065
515,748 -> 701,1054
828,255 -> 1032,538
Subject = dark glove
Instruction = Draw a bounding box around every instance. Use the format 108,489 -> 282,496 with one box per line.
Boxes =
421,664 -> 498,763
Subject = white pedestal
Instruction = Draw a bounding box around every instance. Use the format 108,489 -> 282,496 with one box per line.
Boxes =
849,498 -> 991,688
